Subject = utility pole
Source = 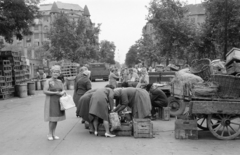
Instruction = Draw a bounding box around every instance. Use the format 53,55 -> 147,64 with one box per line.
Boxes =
224,0 -> 228,59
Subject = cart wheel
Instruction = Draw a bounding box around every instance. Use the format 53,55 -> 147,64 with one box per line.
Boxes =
168,97 -> 186,116
192,114 -> 209,130
207,114 -> 240,140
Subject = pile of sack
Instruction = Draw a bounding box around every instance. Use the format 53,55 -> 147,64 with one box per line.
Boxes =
172,59 -> 226,98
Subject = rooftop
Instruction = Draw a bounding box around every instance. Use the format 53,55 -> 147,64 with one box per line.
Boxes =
39,1 -> 83,11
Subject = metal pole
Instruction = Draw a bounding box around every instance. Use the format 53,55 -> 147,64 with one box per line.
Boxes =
224,0 -> 228,59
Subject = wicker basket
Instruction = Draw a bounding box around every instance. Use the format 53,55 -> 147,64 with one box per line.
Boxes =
190,59 -> 212,81
212,74 -> 240,98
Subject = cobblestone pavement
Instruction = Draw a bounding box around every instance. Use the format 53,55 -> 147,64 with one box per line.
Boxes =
0,80 -> 239,155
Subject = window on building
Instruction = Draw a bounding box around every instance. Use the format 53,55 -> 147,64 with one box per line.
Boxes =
191,18 -> 195,23
43,17 -> 48,22
34,25 -> 39,30
44,33 -> 48,39
44,25 -> 48,31
34,33 -> 39,39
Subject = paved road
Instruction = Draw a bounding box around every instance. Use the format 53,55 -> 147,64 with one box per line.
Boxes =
0,80 -> 240,155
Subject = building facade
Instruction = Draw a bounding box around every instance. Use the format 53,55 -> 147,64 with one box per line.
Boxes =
186,3 -> 206,28
1,1 -> 92,78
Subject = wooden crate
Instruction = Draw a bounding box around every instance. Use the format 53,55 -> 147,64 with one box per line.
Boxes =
226,61 -> 240,75
226,48 -> 240,66
175,119 -> 198,140
133,119 -> 153,138
156,107 -> 170,121
98,123 -> 133,137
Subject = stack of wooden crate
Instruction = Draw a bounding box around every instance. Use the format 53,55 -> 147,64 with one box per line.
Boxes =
61,63 -> 78,77
0,52 -> 16,99
0,51 -> 31,99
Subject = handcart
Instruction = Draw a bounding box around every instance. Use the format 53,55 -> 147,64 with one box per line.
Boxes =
188,97 -> 240,140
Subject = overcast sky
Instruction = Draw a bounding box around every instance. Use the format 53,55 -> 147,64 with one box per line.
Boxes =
41,0 -> 203,63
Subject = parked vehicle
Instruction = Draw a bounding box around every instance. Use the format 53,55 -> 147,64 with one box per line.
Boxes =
88,63 -> 110,82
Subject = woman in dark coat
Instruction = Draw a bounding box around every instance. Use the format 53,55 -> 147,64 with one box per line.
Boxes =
89,87 -> 116,137
113,87 -> 152,118
77,89 -> 97,133
73,69 -> 91,116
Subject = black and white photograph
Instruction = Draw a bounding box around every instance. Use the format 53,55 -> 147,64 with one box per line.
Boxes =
0,0 -> 240,154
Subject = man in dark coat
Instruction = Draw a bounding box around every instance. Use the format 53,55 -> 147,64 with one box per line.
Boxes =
146,84 -> 168,119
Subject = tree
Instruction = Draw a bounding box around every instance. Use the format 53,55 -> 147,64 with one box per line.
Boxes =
34,41 -> 51,59
136,34 -> 160,66
147,0 -> 197,64
125,45 -> 140,67
0,0 -> 41,42
48,12 -> 100,62
203,0 -> 240,59
99,40 -> 116,64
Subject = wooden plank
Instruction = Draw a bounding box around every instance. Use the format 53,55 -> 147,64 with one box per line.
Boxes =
191,101 -> 240,114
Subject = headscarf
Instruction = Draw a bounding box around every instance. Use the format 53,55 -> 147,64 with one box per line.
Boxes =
51,65 -> 61,72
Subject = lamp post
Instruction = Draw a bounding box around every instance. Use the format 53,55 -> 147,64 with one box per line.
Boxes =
223,0 -> 228,59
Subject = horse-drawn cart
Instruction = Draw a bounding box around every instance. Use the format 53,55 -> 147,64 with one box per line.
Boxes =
189,98 -> 240,140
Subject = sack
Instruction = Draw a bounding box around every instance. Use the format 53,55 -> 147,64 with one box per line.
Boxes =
59,94 -> 75,111
109,112 -> 121,131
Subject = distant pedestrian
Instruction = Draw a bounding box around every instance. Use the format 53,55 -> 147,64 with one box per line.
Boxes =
43,65 -> 66,141
109,68 -> 119,88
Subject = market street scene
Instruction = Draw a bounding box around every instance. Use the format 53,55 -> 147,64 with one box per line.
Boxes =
1,0 -> 240,155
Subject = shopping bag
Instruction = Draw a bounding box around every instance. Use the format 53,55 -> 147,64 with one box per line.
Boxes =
59,94 -> 75,111
109,112 -> 121,131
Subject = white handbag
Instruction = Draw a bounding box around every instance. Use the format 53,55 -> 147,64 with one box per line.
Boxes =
59,94 -> 75,111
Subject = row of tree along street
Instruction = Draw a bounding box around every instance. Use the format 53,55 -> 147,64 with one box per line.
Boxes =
125,0 -> 240,67
0,0 -> 117,65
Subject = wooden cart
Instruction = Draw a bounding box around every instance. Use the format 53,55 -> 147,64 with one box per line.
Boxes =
189,98 -> 240,140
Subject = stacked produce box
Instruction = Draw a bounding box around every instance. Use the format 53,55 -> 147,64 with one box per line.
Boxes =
0,50 -> 30,99
61,63 -> 78,77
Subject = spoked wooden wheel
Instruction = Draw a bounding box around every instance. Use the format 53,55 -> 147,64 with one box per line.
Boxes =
207,114 -> 240,140
194,114 -> 209,131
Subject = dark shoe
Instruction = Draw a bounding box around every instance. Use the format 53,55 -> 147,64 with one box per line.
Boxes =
81,120 -> 85,124
89,131 -> 94,134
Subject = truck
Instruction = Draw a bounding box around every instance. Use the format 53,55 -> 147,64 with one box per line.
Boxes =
88,63 -> 110,82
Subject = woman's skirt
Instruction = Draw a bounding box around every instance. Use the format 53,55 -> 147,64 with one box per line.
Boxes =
131,88 -> 152,118
44,95 -> 66,122
89,92 -> 109,122
78,94 -> 92,122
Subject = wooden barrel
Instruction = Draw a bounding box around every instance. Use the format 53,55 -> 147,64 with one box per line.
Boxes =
15,84 -> 28,98
27,82 -> 35,95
